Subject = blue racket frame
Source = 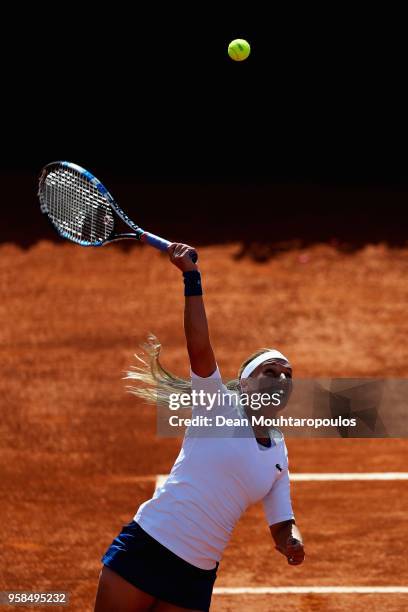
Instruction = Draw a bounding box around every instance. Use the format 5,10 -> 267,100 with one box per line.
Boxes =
39,161 -> 185,256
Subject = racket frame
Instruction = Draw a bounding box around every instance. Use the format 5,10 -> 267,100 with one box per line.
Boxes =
38,161 -> 171,250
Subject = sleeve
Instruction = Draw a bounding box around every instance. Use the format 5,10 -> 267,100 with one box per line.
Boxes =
190,365 -> 226,392
262,444 -> 295,526
190,365 -> 229,412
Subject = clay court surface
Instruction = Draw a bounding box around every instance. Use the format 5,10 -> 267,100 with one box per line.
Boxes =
1,240 -> 408,611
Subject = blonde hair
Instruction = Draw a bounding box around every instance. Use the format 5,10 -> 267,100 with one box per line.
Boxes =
125,335 -> 276,408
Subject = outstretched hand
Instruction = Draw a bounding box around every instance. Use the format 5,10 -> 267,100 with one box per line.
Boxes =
167,243 -> 198,272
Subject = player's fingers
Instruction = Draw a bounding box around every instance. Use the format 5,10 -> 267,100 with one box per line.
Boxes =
289,548 -> 304,557
288,549 -> 305,561
167,243 -> 179,258
288,547 -> 305,558
173,244 -> 186,257
287,537 -> 301,546
287,539 -> 303,550
181,246 -> 197,259
287,542 -> 303,552
288,557 -> 304,565
177,243 -> 193,253
288,547 -> 305,556
177,245 -> 189,257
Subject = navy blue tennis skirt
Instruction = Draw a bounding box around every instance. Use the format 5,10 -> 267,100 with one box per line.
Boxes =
101,520 -> 219,611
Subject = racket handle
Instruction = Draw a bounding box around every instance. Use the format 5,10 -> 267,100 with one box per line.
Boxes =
142,231 -> 171,252
142,232 -> 198,263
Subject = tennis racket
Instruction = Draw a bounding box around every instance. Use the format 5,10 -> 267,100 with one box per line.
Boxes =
38,161 -> 197,262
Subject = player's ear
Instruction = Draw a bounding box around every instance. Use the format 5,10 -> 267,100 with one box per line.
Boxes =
240,378 -> 248,393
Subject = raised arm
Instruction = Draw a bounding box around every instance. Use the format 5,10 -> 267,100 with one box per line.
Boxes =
168,243 -> 217,377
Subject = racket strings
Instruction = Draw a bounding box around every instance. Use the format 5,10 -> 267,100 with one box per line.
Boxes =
40,167 -> 114,245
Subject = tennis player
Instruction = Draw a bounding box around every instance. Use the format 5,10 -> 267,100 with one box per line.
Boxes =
94,244 -> 305,612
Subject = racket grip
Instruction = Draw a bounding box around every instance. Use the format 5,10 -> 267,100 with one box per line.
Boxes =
142,232 -> 171,251
142,232 -> 198,263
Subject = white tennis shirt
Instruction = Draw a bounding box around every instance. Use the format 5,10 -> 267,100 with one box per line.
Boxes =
134,367 -> 295,569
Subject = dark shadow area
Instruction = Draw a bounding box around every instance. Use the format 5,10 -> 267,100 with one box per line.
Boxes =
2,173 -> 408,259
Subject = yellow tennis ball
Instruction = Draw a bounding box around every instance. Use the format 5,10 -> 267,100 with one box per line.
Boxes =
228,39 -> 251,61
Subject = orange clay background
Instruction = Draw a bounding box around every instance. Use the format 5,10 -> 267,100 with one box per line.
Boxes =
1,239 -> 408,611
